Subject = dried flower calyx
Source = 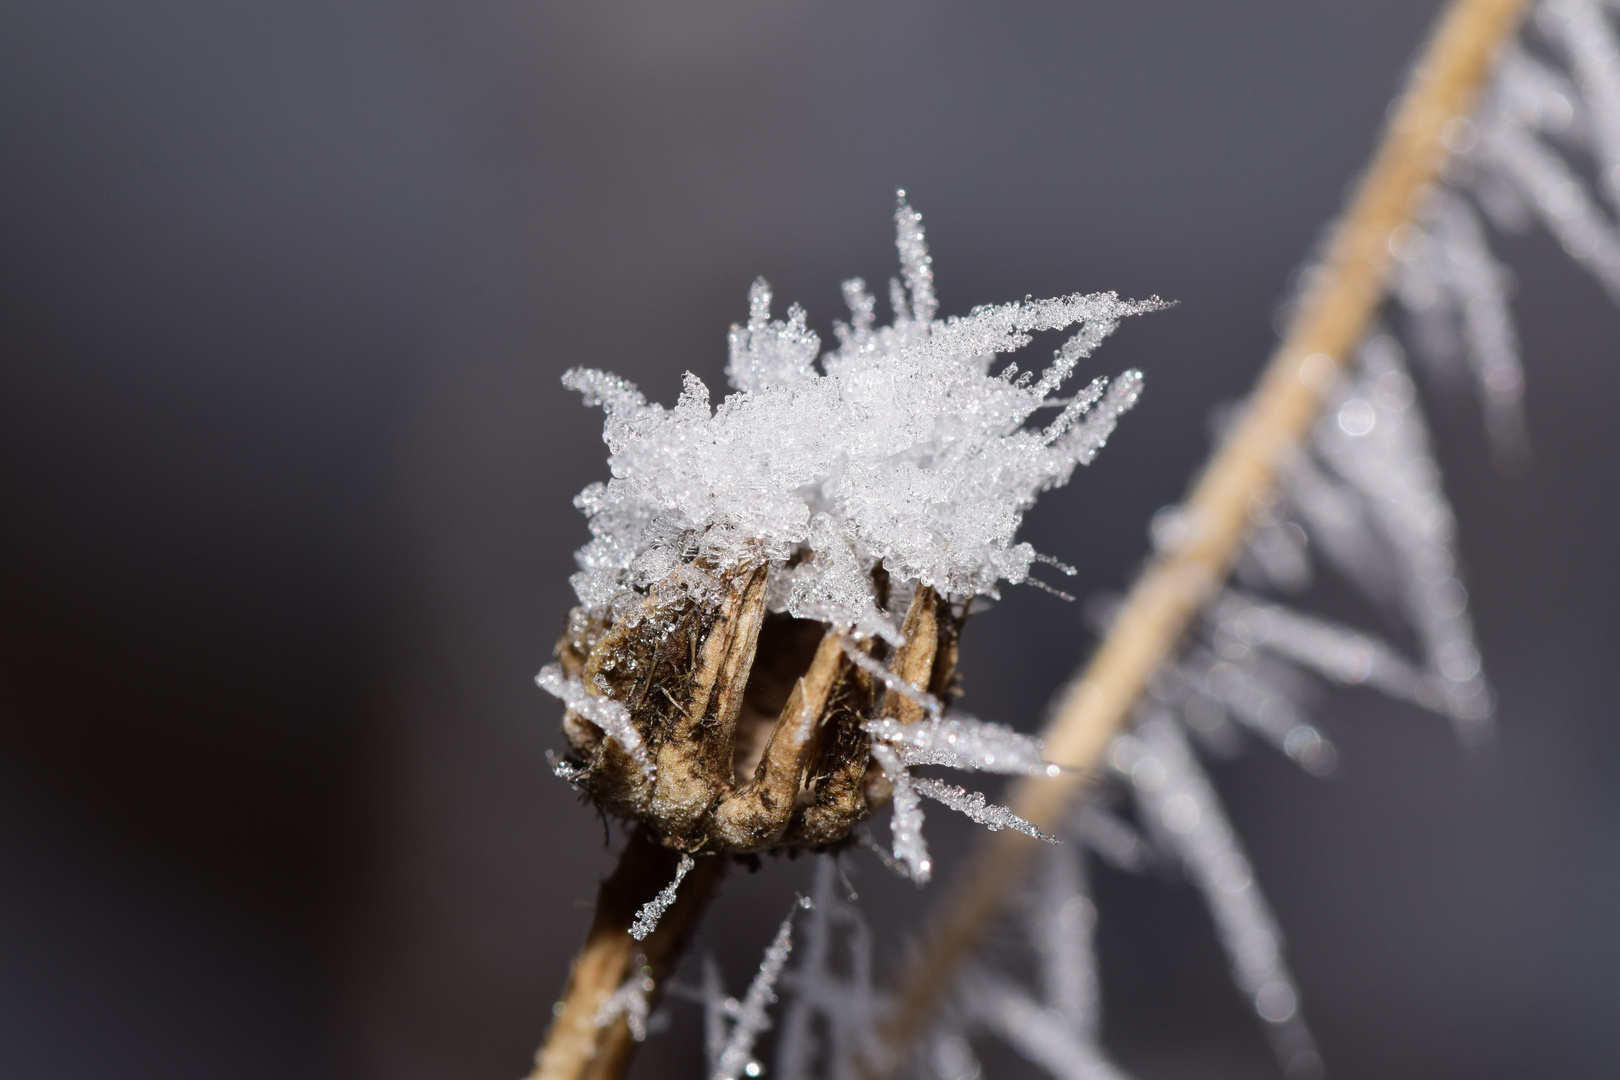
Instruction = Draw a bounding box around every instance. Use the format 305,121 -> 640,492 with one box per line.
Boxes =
541,195 -> 1164,868
545,566 -> 961,855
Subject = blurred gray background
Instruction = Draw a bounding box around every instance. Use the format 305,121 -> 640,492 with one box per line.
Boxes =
2,1 -> 1616,1077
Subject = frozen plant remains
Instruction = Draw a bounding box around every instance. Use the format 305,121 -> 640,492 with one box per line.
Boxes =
539,194 -> 1166,870
565,195 -> 1164,628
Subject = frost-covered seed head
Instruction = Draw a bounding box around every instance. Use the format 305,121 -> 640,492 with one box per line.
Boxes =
565,193 -> 1166,634
540,196 -> 1162,861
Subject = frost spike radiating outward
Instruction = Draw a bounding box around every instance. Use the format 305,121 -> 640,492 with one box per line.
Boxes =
894,190 -> 938,324
871,743 -> 931,882
563,192 -> 1167,625
914,778 -> 1057,842
536,663 -> 655,782
866,715 -> 1057,776
1113,714 -> 1322,1076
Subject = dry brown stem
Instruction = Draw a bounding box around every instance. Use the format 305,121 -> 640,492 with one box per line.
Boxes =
530,828 -> 725,1080
871,0 -> 1530,1067
532,588 -> 957,1080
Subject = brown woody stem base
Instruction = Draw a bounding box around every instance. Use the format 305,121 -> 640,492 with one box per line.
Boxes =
530,828 -> 726,1080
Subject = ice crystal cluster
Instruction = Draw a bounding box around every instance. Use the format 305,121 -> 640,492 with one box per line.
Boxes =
867,714 -> 1060,884
564,194 -> 1164,636
542,194 -> 1162,869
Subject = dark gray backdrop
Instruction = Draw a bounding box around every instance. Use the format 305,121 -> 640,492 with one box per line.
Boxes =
2,2 -> 1616,1078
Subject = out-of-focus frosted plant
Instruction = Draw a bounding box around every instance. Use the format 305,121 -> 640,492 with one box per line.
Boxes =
1393,0 -> 1620,463
532,3 -> 1620,1080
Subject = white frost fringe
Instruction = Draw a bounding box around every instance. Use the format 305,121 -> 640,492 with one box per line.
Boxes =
536,663 -> 656,781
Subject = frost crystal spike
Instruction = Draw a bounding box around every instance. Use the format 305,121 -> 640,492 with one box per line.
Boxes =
1113,714 -> 1322,1077
630,854 -> 695,942
776,858 -> 879,1080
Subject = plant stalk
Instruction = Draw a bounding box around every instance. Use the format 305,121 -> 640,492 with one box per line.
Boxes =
870,0 -> 1529,1068
530,828 -> 725,1080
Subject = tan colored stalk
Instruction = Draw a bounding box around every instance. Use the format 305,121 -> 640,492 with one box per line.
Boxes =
870,0 -> 1529,1068
531,828 -> 725,1080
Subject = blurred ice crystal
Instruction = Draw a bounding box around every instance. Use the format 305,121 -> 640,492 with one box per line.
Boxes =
1311,336 -> 1493,735
776,859 -> 879,1080
695,897 -> 809,1080
1100,323 -> 1501,1076
563,193 -> 1167,634
934,798 -> 1136,1080
1392,188 -> 1528,462
595,962 -> 656,1043
1395,0 -> 1620,463
1113,714 -> 1323,1076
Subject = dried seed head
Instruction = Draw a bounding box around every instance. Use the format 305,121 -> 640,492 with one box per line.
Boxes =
548,559 -> 962,854
541,196 -> 1160,859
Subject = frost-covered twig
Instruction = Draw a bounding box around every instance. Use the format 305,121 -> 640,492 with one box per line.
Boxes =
873,0 -> 1531,1066
532,831 -> 725,1080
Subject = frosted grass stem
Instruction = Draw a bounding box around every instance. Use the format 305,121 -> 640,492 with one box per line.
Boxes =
870,0 -> 1531,1069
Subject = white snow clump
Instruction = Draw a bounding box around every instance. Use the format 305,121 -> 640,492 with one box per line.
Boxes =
564,193 -> 1167,635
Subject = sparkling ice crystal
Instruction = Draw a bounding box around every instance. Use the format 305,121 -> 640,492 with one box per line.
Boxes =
630,853 -> 695,942
865,714 -> 1055,776
563,194 -> 1166,634
913,778 -> 1057,842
